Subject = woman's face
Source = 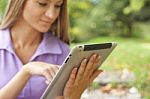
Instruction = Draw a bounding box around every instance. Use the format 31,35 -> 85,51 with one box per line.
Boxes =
21,0 -> 63,32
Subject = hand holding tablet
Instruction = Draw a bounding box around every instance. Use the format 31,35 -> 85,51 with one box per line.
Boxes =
62,54 -> 104,99
41,42 -> 117,99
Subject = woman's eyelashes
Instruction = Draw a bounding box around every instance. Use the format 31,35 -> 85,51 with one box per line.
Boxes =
37,1 -> 62,8
55,4 -> 62,8
38,2 -> 48,7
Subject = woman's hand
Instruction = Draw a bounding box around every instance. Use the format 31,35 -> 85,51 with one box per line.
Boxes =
63,54 -> 103,99
0,61 -> 60,99
23,62 -> 60,84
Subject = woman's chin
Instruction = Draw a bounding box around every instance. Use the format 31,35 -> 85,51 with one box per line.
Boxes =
36,27 -> 50,33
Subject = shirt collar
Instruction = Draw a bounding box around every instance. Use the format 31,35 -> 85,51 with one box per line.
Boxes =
0,28 -> 62,56
35,32 -> 62,55
0,29 -> 14,53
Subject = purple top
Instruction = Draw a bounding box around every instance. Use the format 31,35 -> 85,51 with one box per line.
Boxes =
0,29 -> 70,99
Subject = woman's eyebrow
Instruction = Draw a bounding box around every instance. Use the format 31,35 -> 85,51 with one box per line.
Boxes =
48,0 -> 63,3
56,0 -> 63,3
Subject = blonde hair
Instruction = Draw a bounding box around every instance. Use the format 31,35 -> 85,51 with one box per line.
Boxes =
0,0 -> 70,44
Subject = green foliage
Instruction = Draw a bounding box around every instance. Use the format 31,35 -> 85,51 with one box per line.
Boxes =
0,0 -> 7,20
69,0 -> 150,42
124,0 -> 145,14
68,0 -> 95,27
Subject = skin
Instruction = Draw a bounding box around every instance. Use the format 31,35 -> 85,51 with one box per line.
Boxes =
11,0 -> 63,64
0,0 -> 103,99
63,55 -> 103,99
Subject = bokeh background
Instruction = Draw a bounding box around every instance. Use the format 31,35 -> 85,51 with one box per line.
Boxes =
0,0 -> 150,99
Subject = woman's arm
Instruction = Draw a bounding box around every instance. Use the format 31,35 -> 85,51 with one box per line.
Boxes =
0,62 -> 60,99
0,67 -> 30,99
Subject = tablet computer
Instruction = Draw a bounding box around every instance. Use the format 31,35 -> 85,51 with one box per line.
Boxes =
41,42 -> 117,99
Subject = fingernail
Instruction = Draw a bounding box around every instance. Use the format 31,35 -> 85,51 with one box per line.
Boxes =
45,80 -> 49,85
73,68 -> 78,73
84,59 -> 87,62
93,54 -> 97,58
74,68 -> 78,71
98,55 -> 101,60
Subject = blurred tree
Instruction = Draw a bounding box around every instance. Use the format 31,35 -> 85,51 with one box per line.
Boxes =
0,0 -> 7,21
68,0 -> 96,42
133,0 -> 150,21
69,0 -> 150,42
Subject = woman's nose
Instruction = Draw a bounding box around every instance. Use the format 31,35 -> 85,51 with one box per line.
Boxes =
45,6 -> 55,20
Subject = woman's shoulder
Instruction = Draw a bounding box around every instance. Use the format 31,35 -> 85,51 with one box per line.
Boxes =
47,33 -> 71,65
48,33 -> 70,52
0,29 -> 9,49
57,38 -> 70,51
0,28 -> 9,36
56,37 -> 70,55
0,28 -> 9,42
0,29 -> 4,34
0,28 -> 8,32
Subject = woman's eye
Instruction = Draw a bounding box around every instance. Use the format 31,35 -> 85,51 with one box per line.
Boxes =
55,5 -> 62,8
38,2 -> 48,7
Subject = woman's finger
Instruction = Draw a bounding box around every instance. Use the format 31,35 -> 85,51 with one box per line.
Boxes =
42,69 -> 53,82
90,70 -> 103,83
75,59 -> 87,84
45,80 -> 50,85
88,55 -> 101,76
66,68 -> 77,87
83,54 -> 97,77
54,96 -> 64,99
50,66 -> 60,77
47,67 -> 56,78
52,65 -> 60,73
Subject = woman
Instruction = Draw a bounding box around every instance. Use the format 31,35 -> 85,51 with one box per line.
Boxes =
0,0 -> 103,99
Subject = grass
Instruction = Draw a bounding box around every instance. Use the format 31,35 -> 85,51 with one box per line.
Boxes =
71,37 -> 150,98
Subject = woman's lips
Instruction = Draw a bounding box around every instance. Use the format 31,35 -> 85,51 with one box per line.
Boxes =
42,20 -> 51,23
40,19 -> 52,25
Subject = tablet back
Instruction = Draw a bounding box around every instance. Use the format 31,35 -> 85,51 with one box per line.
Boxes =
41,42 -> 117,99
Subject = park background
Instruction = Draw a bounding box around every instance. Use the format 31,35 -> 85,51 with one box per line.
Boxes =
0,0 -> 150,99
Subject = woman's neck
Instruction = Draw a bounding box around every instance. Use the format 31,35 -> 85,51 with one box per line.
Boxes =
10,20 -> 43,48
